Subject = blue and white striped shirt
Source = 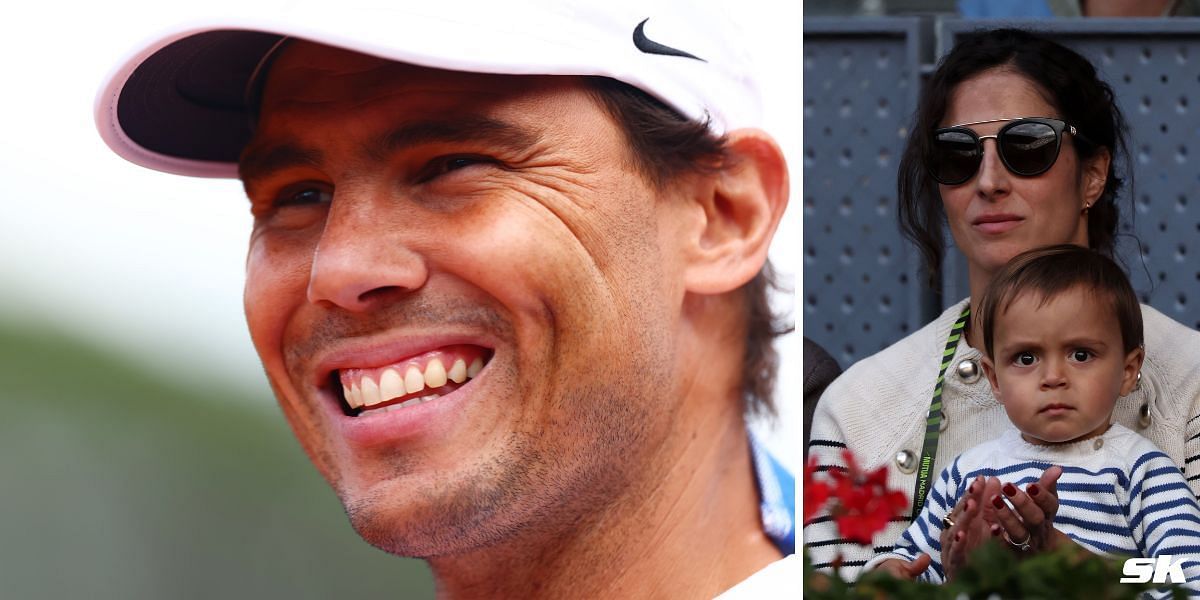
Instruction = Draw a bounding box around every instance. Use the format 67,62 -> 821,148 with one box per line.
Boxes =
867,424 -> 1200,596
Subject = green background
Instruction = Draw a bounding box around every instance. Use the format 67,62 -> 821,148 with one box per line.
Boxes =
0,319 -> 435,599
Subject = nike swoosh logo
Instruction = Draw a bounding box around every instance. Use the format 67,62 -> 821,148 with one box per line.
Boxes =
632,18 -> 705,62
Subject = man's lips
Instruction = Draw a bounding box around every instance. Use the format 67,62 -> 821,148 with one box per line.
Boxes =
972,213 -> 1023,234
336,344 -> 490,415
312,337 -> 494,417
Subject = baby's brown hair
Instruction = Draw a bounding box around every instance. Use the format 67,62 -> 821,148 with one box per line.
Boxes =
978,244 -> 1142,359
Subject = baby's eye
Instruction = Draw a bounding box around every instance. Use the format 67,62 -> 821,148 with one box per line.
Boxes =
1014,352 -> 1037,367
1070,349 -> 1094,362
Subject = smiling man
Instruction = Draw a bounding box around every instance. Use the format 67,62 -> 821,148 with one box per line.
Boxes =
96,2 -> 794,597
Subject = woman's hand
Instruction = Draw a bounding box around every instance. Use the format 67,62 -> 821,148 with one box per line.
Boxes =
940,475 -> 1003,579
990,465 -> 1065,554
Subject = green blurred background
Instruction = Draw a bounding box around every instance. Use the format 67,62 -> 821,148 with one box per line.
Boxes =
0,317 -> 435,599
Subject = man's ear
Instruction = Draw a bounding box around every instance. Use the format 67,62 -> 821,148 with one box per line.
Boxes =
982,356 -> 1002,403
683,129 -> 788,295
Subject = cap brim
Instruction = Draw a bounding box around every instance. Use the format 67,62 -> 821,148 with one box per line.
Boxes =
96,7 -> 755,178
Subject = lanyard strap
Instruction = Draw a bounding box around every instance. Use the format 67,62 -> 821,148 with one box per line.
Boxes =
910,305 -> 971,519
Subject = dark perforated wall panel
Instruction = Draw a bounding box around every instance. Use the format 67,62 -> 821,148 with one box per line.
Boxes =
803,19 -> 926,366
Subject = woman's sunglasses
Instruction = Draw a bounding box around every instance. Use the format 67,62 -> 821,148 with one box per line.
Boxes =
929,117 -> 1084,185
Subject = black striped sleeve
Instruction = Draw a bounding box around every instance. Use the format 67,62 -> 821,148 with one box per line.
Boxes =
1184,407 -> 1200,497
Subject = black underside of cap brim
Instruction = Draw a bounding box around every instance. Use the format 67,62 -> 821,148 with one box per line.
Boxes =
118,30 -> 284,163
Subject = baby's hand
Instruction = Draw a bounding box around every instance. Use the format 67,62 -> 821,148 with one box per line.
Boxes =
872,554 -> 932,580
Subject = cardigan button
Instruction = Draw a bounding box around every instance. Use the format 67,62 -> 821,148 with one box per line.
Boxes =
1138,403 -> 1152,428
895,450 -> 918,474
1093,438 -> 1104,451
956,359 -> 981,384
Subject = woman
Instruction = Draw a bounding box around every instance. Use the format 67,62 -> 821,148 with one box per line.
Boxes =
804,27 -> 1200,580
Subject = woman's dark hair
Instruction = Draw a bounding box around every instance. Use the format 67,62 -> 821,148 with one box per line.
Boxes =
897,28 -> 1131,286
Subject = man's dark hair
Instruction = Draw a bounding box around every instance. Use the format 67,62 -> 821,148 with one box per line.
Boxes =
897,28 -> 1132,286
586,77 -> 786,416
978,244 -> 1143,360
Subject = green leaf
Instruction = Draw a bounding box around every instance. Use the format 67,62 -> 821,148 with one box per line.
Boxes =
804,541 -> 1189,599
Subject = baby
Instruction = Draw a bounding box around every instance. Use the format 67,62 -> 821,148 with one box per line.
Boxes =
866,244 -> 1200,594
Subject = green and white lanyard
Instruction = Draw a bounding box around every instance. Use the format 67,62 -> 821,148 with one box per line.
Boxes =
910,305 -> 971,519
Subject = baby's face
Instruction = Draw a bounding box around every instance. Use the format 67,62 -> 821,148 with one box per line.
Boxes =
983,285 -> 1143,445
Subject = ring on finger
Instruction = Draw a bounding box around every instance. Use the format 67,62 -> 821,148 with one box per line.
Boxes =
942,515 -> 956,529
1003,529 -> 1031,552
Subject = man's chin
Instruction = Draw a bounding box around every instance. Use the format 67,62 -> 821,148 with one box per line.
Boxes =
336,450 -> 550,558
324,375 -> 661,560
345,497 -> 498,559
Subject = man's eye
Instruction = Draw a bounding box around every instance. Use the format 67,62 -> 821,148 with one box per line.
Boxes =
1070,349 -> 1094,362
275,185 -> 333,207
444,157 -> 482,170
419,155 -> 497,181
1014,352 -> 1037,366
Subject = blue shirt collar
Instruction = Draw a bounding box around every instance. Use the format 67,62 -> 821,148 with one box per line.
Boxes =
750,432 -> 795,555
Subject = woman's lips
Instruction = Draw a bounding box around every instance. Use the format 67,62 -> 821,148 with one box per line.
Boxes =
972,214 -> 1024,234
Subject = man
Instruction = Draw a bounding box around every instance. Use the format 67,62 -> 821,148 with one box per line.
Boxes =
95,2 -> 794,597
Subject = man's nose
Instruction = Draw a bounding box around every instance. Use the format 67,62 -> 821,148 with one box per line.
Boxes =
974,138 -> 1011,199
306,190 -> 429,312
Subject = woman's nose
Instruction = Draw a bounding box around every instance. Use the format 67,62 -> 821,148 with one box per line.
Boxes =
974,138 -> 1011,199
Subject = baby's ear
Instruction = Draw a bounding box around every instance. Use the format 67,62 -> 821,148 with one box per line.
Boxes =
1119,346 -> 1146,397
981,357 -> 1002,403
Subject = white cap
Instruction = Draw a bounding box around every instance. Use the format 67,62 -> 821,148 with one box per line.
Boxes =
94,0 -> 763,178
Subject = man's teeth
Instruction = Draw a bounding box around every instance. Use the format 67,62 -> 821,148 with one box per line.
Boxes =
342,357 -> 485,410
361,377 -> 380,407
404,366 -> 425,395
448,359 -> 467,383
380,368 -> 404,401
425,359 -> 448,388
379,393 -> 443,413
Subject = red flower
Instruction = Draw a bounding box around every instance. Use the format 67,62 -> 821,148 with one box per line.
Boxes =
806,450 -> 909,545
803,455 -> 831,524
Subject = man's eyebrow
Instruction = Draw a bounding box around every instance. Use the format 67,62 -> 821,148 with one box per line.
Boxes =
239,142 -> 324,183
239,118 -> 540,183
371,117 -> 541,159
